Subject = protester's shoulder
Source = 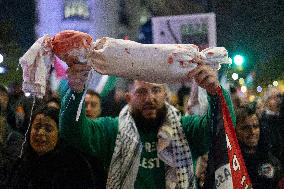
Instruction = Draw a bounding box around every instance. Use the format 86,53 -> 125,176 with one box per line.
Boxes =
92,116 -> 119,132
267,152 -> 282,166
181,114 -> 206,126
57,79 -> 69,99
94,116 -> 118,125
181,115 -> 194,125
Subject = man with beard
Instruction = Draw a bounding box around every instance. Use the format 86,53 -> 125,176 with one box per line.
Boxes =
59,63 -> 235,188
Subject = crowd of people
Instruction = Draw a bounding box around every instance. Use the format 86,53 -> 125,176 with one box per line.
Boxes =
230,86 -> 284,189
0,65 -> 283,188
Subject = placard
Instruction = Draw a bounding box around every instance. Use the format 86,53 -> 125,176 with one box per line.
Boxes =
152,13 -> 216,49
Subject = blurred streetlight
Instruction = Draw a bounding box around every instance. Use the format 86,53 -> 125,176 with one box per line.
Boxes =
0,54 -> 3,63
239,78 -> 245,85
273,81 -> 278,87
0,67 -> 6,74
249,95 -> 255,102
233,55 -> 244,66
232,73 -> 239,80
257,86 -> 262,93
241,86 -> 247,93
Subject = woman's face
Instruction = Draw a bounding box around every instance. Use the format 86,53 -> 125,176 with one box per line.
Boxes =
30,114 -> 58,156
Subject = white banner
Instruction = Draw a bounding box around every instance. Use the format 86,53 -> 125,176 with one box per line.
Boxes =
152,13 -> 216,49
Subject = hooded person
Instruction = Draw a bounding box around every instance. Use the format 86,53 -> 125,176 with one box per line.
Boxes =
5,105 -> 104,189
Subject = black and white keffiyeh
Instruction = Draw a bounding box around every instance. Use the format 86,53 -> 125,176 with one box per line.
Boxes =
106,105 -> 143,189
106,103 -> 195,189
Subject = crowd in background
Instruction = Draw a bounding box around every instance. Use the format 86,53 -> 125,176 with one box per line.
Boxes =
0,79 -> 283,188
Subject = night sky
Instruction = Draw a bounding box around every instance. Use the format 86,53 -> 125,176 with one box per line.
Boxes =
215,1 -> 283,63
0,0 -> 36,51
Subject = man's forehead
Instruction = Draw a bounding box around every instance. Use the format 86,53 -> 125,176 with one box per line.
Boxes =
241,114 -> 259,125
86,93 -> 97,98
134,80 -> 164,88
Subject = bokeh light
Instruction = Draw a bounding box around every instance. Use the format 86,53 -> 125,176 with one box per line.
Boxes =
232,73 -> 239,80
239,78 -> 245,85
241,86 -> 247,93
0,54 -> 3,63
233,55 -> 244,66
249,95 -> 255,102
257,86 -> 262,93
0,66 -> 5,74
273,81 -> 278,87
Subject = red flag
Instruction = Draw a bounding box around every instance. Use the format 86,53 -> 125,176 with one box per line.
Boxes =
216,86 -> 253,189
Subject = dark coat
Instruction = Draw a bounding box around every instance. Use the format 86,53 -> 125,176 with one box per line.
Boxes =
241,124 -> 283,189
243,150 -> 282,189
5,146 -> 105,189
4,104 -> 105,189
260,112 -> 284,170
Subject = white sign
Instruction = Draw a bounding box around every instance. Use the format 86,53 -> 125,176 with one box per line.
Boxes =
152,13 -> 216,49
64,0 -> 90,20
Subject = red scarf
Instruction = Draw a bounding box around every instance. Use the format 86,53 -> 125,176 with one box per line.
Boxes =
217,86 -> 253,189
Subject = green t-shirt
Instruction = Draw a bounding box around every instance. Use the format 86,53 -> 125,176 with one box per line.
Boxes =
59,87 -> 235,188
135,128 -> 165,188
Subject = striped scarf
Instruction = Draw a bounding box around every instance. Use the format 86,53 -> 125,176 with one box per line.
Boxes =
106,103 -> 195,189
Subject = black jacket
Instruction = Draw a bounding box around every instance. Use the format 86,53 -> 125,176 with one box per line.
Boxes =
260,112 -> 284,170
241,143 -> 283,189
5,147 -> 105,189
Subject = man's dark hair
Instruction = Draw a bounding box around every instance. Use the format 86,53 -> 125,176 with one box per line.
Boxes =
86,89 -> 101,100
46,97 -> 60,109
235,103 -> 257,125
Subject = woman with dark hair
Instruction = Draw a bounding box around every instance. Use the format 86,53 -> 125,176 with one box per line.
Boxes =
5,105 -> 104,189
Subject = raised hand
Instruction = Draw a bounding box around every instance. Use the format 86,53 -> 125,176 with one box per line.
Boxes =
188,63 -> 220,95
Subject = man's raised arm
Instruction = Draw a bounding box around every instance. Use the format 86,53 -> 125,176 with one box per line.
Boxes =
181,62 -> 236,159
59,64 -> 118,161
